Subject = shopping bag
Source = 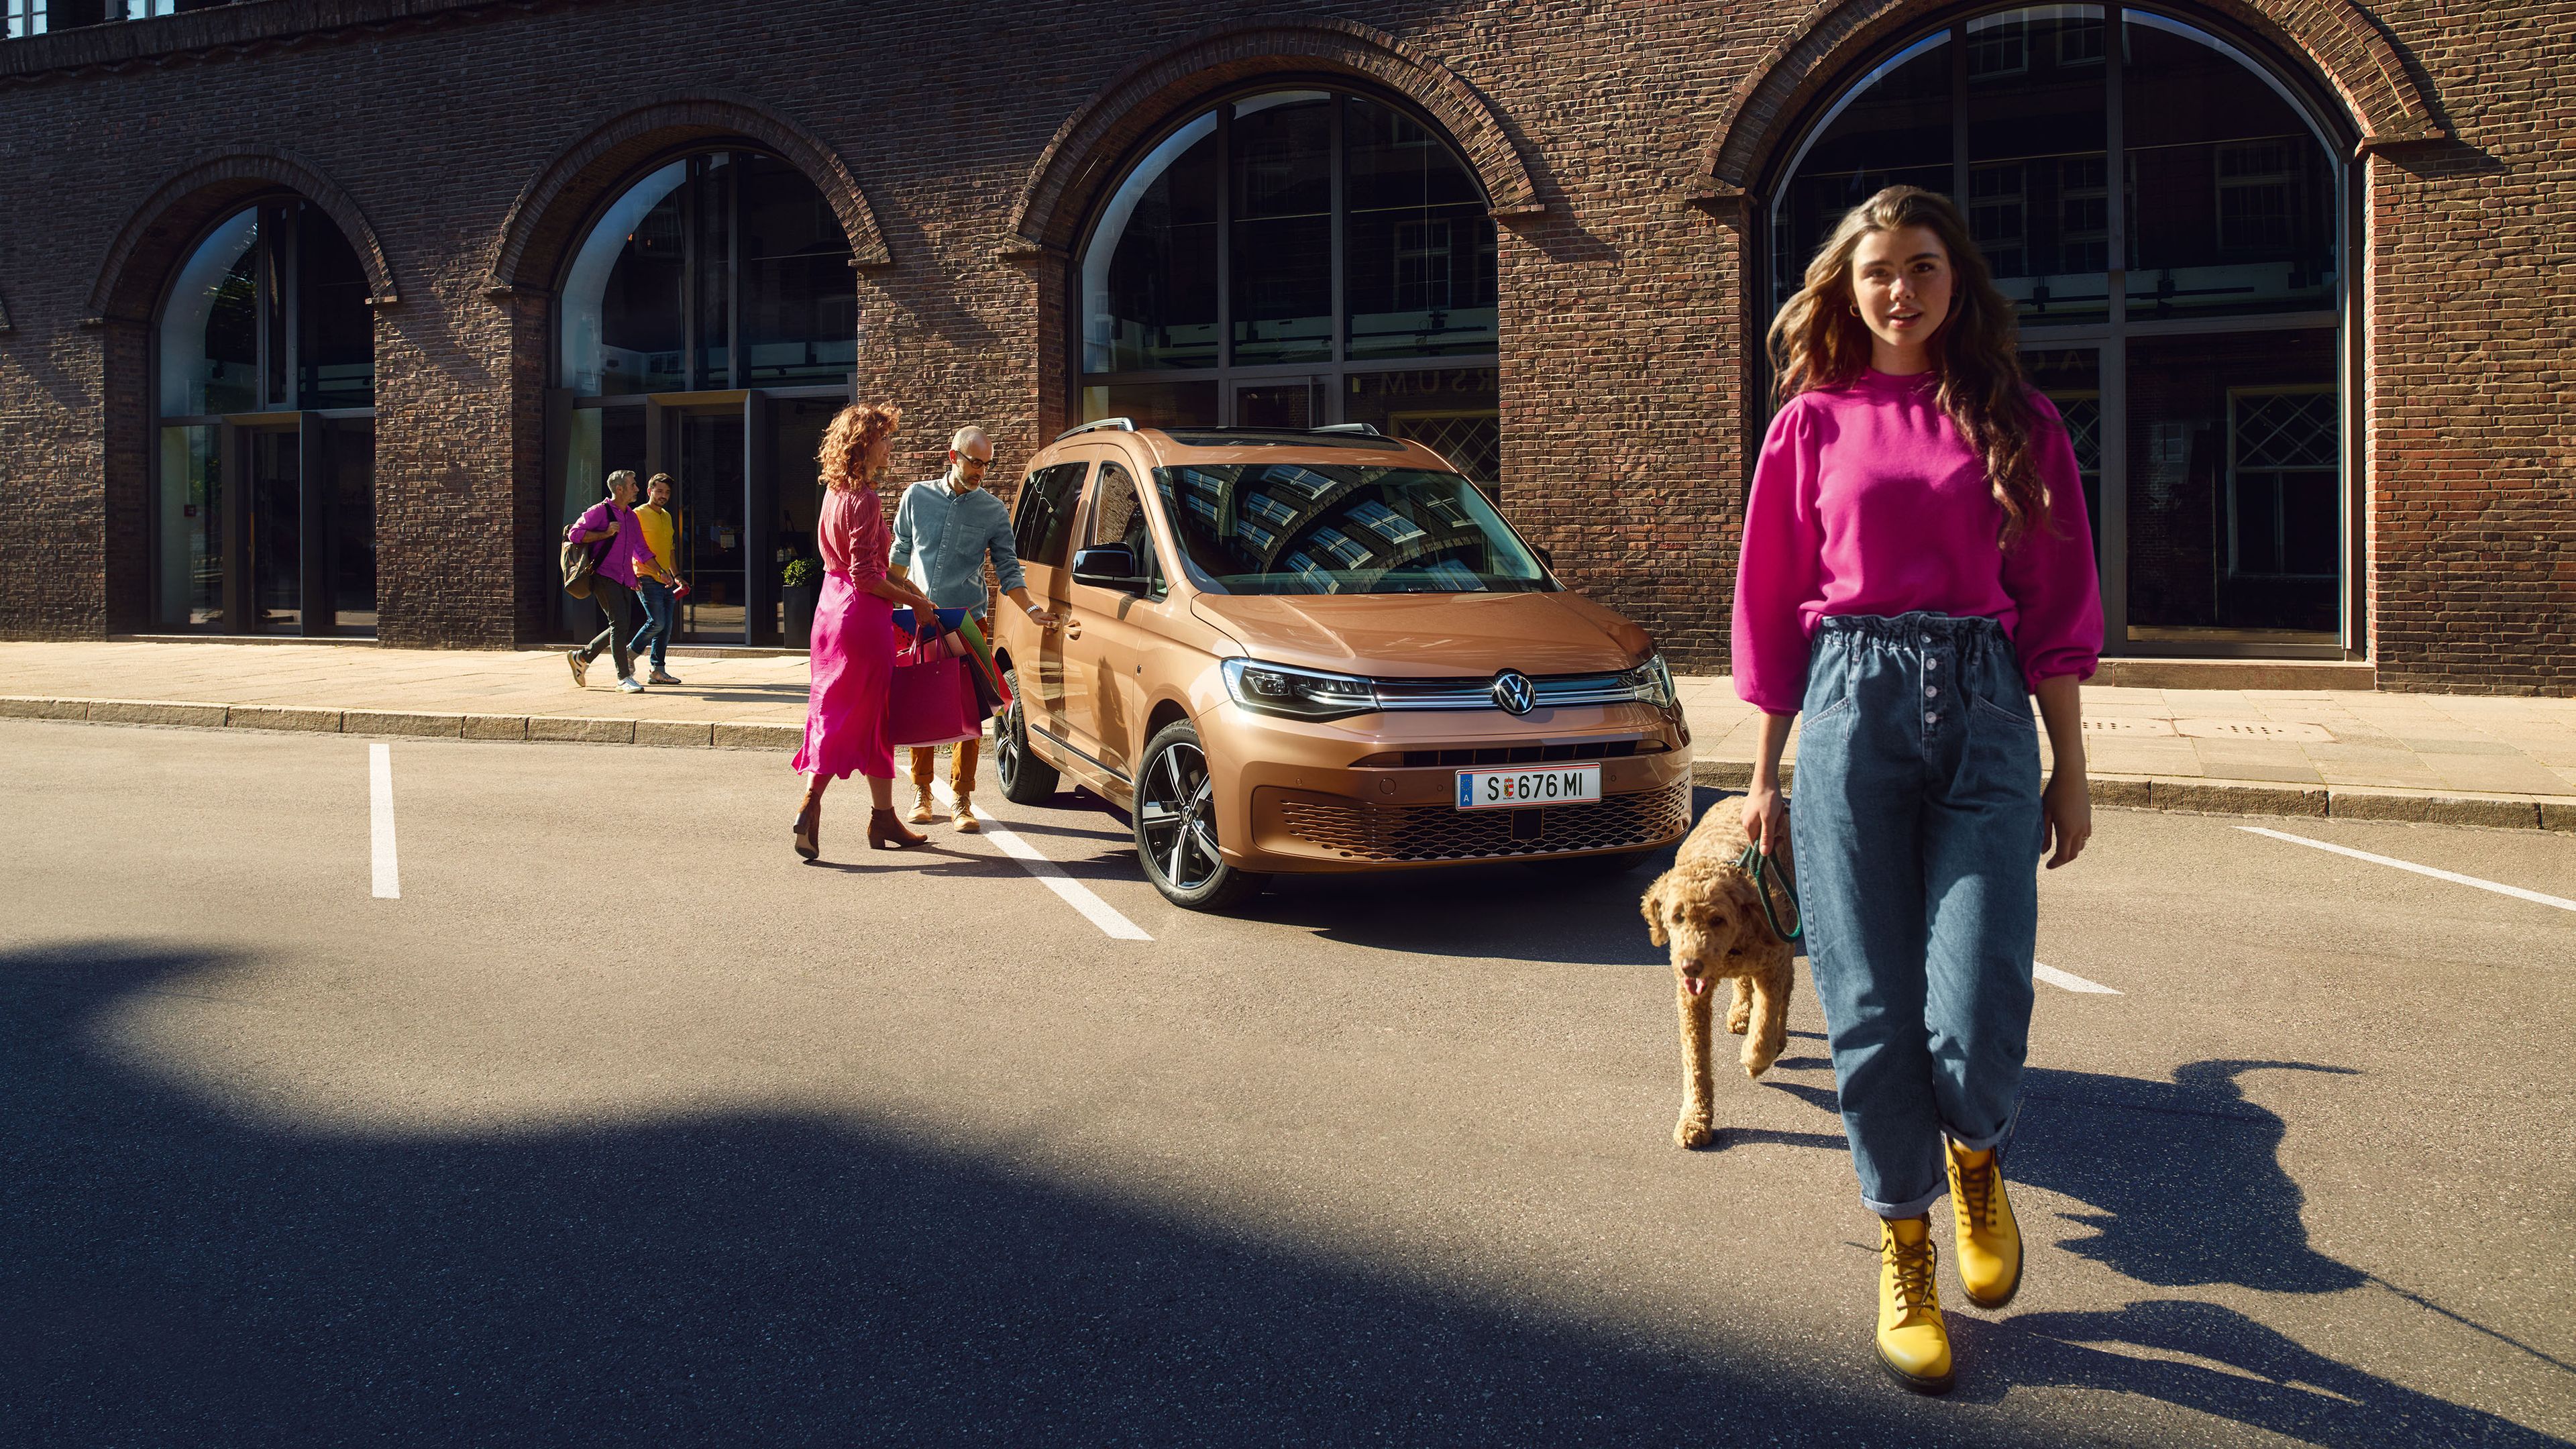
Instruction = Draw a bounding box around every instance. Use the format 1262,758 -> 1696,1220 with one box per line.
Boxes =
885,645 -> 982,749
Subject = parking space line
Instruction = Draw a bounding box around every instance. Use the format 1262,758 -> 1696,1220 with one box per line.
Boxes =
930,780 -> 1150,941
369,743 -> 400,900
2239,826 -> 2575,914
2035,961 -> 2120,994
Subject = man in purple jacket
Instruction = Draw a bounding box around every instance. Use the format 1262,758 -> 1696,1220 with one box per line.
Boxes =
565,469 -> 655,694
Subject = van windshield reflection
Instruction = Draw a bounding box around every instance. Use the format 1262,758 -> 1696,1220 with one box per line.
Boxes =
1151,464 -> 1549,595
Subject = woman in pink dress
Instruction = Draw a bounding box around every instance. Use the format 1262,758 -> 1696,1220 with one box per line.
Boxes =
792,402 -> 940,857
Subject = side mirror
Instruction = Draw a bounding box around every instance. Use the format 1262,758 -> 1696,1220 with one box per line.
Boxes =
1070,544 -> 1146,592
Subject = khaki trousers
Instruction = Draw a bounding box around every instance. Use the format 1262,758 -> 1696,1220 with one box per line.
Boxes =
908,737 -> 980,796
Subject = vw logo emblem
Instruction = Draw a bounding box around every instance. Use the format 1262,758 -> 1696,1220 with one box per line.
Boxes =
1491,669 -> 1537,716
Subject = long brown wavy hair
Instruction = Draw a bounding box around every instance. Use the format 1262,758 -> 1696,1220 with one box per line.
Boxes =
1768,186 -> 2051,547
816,402 -> 903,494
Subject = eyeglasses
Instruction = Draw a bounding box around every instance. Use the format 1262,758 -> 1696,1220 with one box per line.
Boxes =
953,453 -> 994,469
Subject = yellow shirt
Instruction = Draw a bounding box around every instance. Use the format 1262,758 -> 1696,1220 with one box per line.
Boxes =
632,503 -> 678,582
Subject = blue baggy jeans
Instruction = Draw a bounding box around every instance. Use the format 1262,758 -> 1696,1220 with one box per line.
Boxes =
1789,613 -> 2044,1218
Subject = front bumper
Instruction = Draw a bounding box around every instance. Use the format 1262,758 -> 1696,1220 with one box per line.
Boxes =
1198,698 -> 1693,873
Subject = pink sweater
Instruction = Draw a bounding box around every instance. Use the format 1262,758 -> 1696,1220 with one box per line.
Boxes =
1731,370 -> 2102,714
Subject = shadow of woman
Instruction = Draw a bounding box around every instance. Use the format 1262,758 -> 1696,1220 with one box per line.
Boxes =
1954,1299 -> 2566,1448
2013,1061 -> 2365,1293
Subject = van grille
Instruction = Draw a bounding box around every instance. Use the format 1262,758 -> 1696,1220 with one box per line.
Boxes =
1350,739 -> 1648,769
1274,779 -> 1690,863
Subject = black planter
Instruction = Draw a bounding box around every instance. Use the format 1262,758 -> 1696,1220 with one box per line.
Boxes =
783,581 -> 820,648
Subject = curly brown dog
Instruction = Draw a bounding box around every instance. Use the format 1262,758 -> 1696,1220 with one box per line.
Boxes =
1641,803 -> 1796,1149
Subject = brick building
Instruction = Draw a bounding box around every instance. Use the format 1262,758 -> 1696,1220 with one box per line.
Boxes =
1,0 -> 2565,693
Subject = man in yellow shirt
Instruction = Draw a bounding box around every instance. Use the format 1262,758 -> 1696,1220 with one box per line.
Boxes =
629,472 -> 684,685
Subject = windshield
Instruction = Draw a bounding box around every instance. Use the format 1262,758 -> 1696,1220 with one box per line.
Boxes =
1151,464 -> 1552,594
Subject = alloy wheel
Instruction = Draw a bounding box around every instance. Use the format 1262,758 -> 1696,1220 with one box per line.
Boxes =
1138,739 -> 1222,893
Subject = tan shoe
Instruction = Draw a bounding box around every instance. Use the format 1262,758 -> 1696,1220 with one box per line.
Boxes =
1876,1214 -> 1954,1394
1946,1140 -> 2023,1309
952,794 -> 981,833
906,788 -> 937,825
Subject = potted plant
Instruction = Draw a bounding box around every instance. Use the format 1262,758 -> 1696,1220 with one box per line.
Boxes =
782,555 -> 822,648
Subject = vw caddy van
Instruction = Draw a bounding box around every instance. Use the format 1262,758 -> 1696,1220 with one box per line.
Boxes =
987,420 -> 1694,910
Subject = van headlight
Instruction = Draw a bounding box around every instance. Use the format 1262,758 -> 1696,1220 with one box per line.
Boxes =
1220,658 -> 1381,721
1623,653 -> 1677,709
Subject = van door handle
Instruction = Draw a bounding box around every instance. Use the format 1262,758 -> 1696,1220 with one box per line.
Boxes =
1065,619 -> 1082,639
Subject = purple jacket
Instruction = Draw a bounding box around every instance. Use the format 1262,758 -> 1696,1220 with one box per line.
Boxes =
566,500 -> 653,590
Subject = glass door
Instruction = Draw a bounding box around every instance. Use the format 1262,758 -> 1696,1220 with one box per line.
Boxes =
244,424 -> 303,633
674,408 -> 749,643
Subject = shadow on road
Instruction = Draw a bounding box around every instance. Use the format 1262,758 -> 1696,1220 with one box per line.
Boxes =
1961,1300 -> 2564,1448
2017,1061 -> 2367,1294
3,945 -> 2551,1446
0,943 -> 1998,1446
1721,1053 -> 2558,1445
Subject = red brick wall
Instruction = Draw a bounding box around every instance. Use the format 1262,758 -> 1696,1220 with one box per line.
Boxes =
0,0 -> 2566,692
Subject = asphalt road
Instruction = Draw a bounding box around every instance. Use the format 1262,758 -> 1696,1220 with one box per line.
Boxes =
3,717 -> 2571,1447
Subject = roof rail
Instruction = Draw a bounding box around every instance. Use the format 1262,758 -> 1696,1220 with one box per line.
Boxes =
1053,417 -> 1136,441
1311,423 -> 1382,435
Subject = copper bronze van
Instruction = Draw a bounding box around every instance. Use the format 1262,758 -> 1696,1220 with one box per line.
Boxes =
987,420 -> 1694,910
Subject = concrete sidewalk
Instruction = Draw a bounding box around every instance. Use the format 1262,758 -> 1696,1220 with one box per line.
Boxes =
3,640 -> 2571,829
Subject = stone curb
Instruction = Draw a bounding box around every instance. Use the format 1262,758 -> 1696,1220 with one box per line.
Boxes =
5,696 -> 2563,831
1686,757 -> 2570,832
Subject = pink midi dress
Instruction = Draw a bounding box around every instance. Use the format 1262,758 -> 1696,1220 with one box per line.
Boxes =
792,485 -> 897,781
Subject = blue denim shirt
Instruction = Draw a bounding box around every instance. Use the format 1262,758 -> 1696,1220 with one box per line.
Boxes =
888,478 -> 1024,613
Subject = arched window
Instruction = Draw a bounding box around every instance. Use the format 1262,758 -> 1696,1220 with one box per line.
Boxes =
1769,6 -> 2350,655
1078,89 -> 1502,481
554,149 -> 855,645
154,199 -> 376,633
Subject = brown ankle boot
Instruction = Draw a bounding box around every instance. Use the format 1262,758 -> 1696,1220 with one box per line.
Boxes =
867,807 -> 927,850
792,798 -> 821,860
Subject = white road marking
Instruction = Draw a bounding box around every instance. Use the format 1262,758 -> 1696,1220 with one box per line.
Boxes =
2035,961 -> 2121,995
930,778 -> 1150,941
2239,826 -> 2575,914
368,742 -> 400,900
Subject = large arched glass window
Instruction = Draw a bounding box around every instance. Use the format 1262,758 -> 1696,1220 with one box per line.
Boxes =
154,199 -> 376,634
1769,6 -> 2350,655
555,150 -> 855,646
1078,89 -> 1503,481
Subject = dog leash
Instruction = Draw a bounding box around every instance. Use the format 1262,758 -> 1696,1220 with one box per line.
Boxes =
1734,843 -> 1804,946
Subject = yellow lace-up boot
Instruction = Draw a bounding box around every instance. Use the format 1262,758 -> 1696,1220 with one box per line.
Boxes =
1945,1140 -> 2023,1309
1876,1214 -> 1954,1394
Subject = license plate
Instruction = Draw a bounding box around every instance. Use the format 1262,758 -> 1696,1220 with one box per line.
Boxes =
1455,763 -> 1602,810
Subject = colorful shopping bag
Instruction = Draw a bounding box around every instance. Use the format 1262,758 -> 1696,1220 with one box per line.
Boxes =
885,639 -> 982,748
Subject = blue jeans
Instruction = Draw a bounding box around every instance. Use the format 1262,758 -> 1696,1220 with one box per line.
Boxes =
1789,613 -> 2044,1218
630,578 -> 676,672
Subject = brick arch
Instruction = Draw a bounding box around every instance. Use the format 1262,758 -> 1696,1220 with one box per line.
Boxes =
1686,0 -> 2447,212
486,94 -> 890,296
1003,17 -> 1544,259
87,148 -> 398,323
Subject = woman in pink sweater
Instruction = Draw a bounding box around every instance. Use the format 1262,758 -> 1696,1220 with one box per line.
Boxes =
1732,186 -> 2098,1395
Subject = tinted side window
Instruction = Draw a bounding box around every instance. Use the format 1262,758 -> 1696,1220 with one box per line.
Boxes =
1088,460 -> 1166,597
1012,462 -> 1088,570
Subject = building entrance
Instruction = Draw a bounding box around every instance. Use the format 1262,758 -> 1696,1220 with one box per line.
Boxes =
561,390 -> 841,646
153,199 -> 377,634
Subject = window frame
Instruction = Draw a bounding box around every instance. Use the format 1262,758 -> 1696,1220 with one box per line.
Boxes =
554,144 -> 858,399
1069,78 -> 1502,427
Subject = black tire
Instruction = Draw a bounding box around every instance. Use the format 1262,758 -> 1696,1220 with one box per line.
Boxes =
1134,720 -> 1267,911
995,666 -> 1061,805
1534,847 -> 1658,879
